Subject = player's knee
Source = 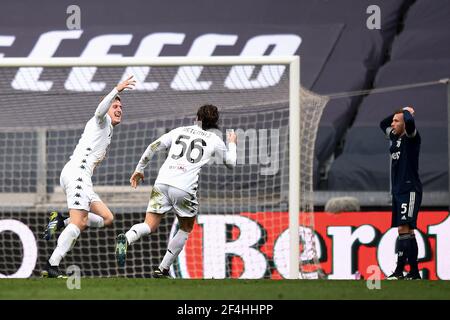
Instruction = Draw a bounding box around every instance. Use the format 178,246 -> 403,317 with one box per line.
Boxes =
74,220 -> 88,231
143,218 -> 157,232
398,224 -> 410,234
179,220 -> 195,233
103,214 -> 114,227
69,209 -> 88,230
147,222 -> 159,233
144,212 -> 162,232
179,224 -> 193,233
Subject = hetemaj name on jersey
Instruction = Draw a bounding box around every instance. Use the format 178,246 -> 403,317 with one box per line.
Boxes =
183,127 -> 212,138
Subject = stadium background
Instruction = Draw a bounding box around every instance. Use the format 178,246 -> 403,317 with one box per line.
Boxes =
0,0 -> 449,280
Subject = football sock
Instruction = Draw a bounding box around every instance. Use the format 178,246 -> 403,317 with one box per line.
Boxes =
58,217 -> 70,229
48,223 -> 81,266
125,222 -> 151,245
407,233 -> 419,274
86,213 -> 105,228
159,229 -> 189,271
395,233 -> 410,273
63,218 -> 70,227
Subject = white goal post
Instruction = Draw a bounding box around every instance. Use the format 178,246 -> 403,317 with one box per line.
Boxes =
0,56 -> 325,279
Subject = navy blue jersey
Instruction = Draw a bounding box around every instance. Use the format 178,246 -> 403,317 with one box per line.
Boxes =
380,110 -> 422,194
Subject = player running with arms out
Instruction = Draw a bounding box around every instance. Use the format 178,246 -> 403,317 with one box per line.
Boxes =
41,76 -> 136,278
380,106 -> 422,280
115,104 -> 237,278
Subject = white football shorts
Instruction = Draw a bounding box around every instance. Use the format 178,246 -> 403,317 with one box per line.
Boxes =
146,183 -> 198,217
60,163 -> 101,212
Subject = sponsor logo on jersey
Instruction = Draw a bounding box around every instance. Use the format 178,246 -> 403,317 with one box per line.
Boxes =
169,164 -> 187,172
392,151 -> 401,160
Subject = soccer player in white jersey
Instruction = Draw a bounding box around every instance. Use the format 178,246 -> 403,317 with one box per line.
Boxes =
41,76 -> 136,278
115,104 -> 237,278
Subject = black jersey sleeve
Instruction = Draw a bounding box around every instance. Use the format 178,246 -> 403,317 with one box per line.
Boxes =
403,110 -> 417,137
380,114 -> 394,138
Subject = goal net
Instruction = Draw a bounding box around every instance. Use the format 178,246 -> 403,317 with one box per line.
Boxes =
0,57 -> 328,279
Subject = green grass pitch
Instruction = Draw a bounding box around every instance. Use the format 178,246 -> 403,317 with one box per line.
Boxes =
1,279 -> 449,300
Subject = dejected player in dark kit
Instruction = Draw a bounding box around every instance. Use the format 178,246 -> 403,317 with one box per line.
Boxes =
380,106 -> 422,280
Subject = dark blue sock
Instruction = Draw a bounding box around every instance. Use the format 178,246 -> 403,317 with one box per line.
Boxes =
395,233 -> 410,273
407,234 -> 419,274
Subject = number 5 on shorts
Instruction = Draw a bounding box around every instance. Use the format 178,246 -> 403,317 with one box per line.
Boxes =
401,203 -> 408,214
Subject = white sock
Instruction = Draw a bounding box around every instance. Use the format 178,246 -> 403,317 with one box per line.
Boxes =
159,229 -> 189,271
86,213 -> 104,228
48,224 -> 81,266
125,223 -> 151,245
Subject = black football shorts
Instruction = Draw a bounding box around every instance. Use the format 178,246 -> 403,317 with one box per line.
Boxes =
392,191 -> 422,228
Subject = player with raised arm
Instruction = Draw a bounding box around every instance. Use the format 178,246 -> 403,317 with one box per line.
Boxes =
41,76 -> 136,278
115,104 -> 237,278
380,106 -> 422,280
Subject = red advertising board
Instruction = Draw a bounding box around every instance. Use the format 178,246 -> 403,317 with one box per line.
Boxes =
176,211 -> 450,280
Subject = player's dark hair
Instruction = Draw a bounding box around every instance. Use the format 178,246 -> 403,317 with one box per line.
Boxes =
197,104 -> 219,130
394,108 -> 404,115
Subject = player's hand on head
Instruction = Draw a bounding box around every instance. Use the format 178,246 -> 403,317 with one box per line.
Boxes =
227,130 -> 237,144
403,106 -> 415,116
116,75 -> 136,92
130,171 -> 144,189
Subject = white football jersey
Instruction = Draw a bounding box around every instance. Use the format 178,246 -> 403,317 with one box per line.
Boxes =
65,88 -> 118,176
135,125 -> 236,194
